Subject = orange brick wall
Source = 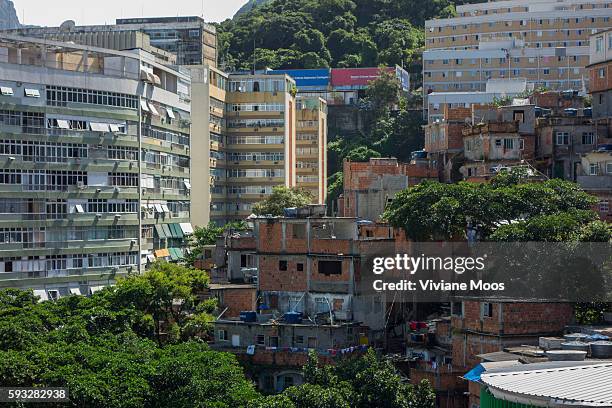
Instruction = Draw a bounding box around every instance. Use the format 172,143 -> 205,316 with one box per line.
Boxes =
216,288 -> 257,318
259,255 -> 308,291
453,301 -> 573,335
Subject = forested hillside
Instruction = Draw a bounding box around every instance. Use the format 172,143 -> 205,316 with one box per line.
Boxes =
217,0 -> 478,74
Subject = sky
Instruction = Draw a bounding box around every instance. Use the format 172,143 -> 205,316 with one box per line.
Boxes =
13,0 -> 246,26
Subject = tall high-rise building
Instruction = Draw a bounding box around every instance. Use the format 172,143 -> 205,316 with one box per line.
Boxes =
296,97 -> 327,204
190,69 -> 300,226
3,16 -> 217,67
0,34 -> 192,296
423,0 -> 612,95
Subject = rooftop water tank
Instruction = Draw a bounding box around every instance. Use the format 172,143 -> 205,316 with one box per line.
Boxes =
239,311 -> 257,323
545,350 -> 587,361
590,341 -> 612,358
284,311 -> 302,324
564,333 -> 589,342
561,341 -> 590,352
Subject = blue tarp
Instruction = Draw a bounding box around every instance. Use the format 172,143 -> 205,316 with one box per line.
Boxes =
463,364 -> 485,382
587,333 -> 610,341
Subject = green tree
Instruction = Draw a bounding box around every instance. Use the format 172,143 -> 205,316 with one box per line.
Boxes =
383,174 -> 606,242
111,262 -> 214,343
293,349 -> 432,408
186,221 -> 247,268
252,186 -> 314,216
345,146 -> 381,162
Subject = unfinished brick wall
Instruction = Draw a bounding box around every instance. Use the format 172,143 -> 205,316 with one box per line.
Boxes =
258,223 -> 284,253
259,255 -> 308,291
229,236 -> 256,250
456,301 -> 573,335
215,288 -> 257,318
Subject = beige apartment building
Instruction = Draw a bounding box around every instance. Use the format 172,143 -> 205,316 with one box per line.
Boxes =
296,97 -> 327,204
424,0 -> 612,95
191,70 -> 299,226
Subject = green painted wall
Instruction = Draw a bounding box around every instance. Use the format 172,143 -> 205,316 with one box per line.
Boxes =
480,389 -> 538,408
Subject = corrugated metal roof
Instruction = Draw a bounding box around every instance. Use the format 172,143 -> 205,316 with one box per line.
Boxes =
481,363 -> 612,407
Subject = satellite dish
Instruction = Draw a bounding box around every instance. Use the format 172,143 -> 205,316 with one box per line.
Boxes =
59,20 -> 76,32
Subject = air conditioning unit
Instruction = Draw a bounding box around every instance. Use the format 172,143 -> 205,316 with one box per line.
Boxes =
76,181 -> 86,189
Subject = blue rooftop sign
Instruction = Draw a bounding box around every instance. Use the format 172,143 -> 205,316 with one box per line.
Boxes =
268,68 -> 330,88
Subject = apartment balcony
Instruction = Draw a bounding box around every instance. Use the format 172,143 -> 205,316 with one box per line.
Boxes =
227,160 -> 285,167
0,184 -> 139,198
227,126 -> 285,134
225,143 -> 284,151
225,176 -> 285,184
0,265 -> 135,288
0,212 -> 139,226
296,166 -> 318,174
0,238 -> 137,257
1,156 -> 140,173
0,124 -> 137,143
296,138 -> 319,146
142,137 -> 190,156
142,187 -> 190,201
577,175 -> 612,190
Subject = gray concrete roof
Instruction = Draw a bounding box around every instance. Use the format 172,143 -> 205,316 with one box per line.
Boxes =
481,363 -> 612,407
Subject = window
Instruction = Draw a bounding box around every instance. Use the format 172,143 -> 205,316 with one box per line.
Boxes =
590,163 -> 599,175
46,86 -> 138,109
481,302 -> 493,318
503,139 -> 514,149
451,302 -> 463,317
279,260 -> 288,271
556,132 -> 569,145
599,68 -> 606,79
294,335 -> 304,344
283,376 -> 294,389
292,224 -> 306,239
519,139 -> 524,150
596,35 -> 604,52
318,260 -> 342,275
256,334 -> 265,345
307,337 -> 317,348
606,162 -> 612,174
297,263 -> 304,272
582,132 -> 595,145
599,200 -> 609,213
218,330 -> 228,341
495,139 -> 502,147
269,336 -> 279,347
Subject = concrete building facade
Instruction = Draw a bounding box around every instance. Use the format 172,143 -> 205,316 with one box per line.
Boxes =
340,158 -> 437,221
424,0 -> 612,96
5,16 -> 217,67
588,27 -> 612,127
0,34 -> 192,295
296,97 -> 327,203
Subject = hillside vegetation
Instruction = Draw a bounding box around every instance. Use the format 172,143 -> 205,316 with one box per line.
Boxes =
217,0 -> 478,74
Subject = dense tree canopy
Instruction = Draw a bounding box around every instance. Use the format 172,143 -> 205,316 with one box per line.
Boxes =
0,263 -> 260,408
252,349 -> 436,408
383,172 -> 611,242
252,186 -> 314,215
